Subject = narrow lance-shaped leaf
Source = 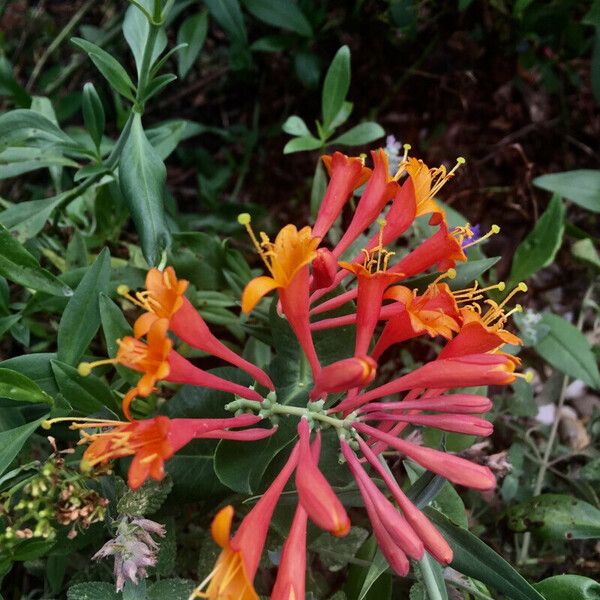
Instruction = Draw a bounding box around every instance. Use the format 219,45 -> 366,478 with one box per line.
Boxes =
533,169 -> 600,213
177,10 -> 209,78
119,113 -> 171,266
0,224 -> 72,297
57,247 -> 111,366
82,82 -> 105,149
322,45 -> 351,131
0,417 -> 49,478
244,0 -> 313,37
0,368 -> 54,405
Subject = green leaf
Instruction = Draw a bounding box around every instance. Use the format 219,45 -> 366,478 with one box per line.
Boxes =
177,11 -> 209,78
0,147 -> 79,179
426,508 -> 545,600
0,55 -> 31,107
118,476 -> 173,516
0,314 -> 21,338
0,353 -> 59,395
329,122 -> 385,146
533,170 -> 600,213
82,82 -> 105,149
535,575 -> 600,600
67,582 -> 120,600
534,313 -> 600,389
572,238 -> 600,269
57,248 -> 111,366
310,528 -> 369,572
0,369 -> 53,405
0,416 -> 48,477
204,0 -> 247,44
123,0 -> 168,77
283,135 -> 323,154
282,115 -> 311,137
142,73 -> 177,102
119,113 -> 171,266
0,224 -> 72,297
147,579 -> 196,600
322,45 -> 351,130
243,0 -> 313,36
352,541 -> 391,600
51,360 -> 118,415
71,37 -> 136,101
310,158 -> 328,219
507,494 -> 600,540
0,194 -> 66,242
0,109 -> 73,144
508,195 -> 565,285
418,552 -> 449,600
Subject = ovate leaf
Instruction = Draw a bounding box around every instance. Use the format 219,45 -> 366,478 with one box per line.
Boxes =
508,195 -> 565,285
203,0 -> 247,44
534,170 -> 600,213
119,113 -> 171,266
283,135 -> 323,154
244,0 -> 313,37
533,313 -> 600,389
329,122 -> 385,146
507,494 -> 600,540
535,575 -> 600,600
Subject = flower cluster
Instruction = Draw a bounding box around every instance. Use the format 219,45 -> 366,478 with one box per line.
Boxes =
45,146 -> 529,597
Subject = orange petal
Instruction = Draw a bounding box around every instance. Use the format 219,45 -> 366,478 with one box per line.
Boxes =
133,311 -> 158,338
241,276 -> 280,314
212,505 -> 235,549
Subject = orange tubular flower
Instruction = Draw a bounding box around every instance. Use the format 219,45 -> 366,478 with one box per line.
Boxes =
372,282 -> 460,360
313,152 -> 371,240
400,156 -> 466,225
191,506 -> 259,600
332,149 -> 398,258
122,267 -> 274,390
239,217 -> 322,378
194,446 -> 300,598
76,414 -> 263,490
78,318 -> 262,419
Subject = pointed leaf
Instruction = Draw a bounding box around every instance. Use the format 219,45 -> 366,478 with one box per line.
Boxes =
329,122 -> 385,147
534,170 -> 600,213
0,369 -> 53,405
177,11 -> 209,78
322,46 -> 351,130
0,416 -> 48,477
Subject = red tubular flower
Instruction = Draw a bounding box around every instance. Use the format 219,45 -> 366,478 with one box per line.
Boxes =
361,412 -> 493,437
359,393 -> 492,415
355,436 -> 453,564
313,152 -> 371,239
338,353 -> 517,413
354,423 -> 496,490
310,356 -> 376,400
341,439 -> 424,560
76,414 -> 264,490
231,444 -> 300,579
340,440 -> 410,575
332,149 -> 398,258
240,219 -> 322,379
295,419 -> 350,537
125,267 -> 274,390
311,247 -> 339,291
270,504 -> 308,600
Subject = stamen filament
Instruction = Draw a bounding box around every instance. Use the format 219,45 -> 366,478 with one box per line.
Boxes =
462,224 -> 500,249
238,213 -> 275,277
78,358 -> 118,376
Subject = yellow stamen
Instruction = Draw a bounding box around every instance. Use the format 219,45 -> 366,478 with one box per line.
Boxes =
238,213 -> 276,277
117,284 -> 160,312
78,358 -> 117,376
392,144 -> 413,180
42,416 -> 124,430
462,224 -> 501,249
514,371 -> 534,383
482,283 -> 527,326
428,157 -> 466,199
430,268 -> 456,288
359,219 -> 395,274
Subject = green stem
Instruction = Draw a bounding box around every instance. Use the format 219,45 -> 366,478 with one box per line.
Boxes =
419,554 -> 446,600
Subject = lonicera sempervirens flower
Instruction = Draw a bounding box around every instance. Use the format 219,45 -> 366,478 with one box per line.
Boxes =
78,317 -> 262,418
118,267 -> 274,390
239,215 -> 322,378
191,445 -> 299,599
68,413 -> 271,489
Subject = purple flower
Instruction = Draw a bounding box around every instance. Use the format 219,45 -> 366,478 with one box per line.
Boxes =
93,516 -> 166,591
461,224 -> 481,248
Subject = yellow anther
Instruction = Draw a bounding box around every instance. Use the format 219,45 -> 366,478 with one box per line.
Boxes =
117,284 -> 130,296
42,420 -> 51,430
462,224 -> 501,249
429,268 -> 457,289
446,268 -> 457,279
78,362 -> 92,377
514,371 -> 534,383
237,213 -> 251,225
457,156 -> 466,165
